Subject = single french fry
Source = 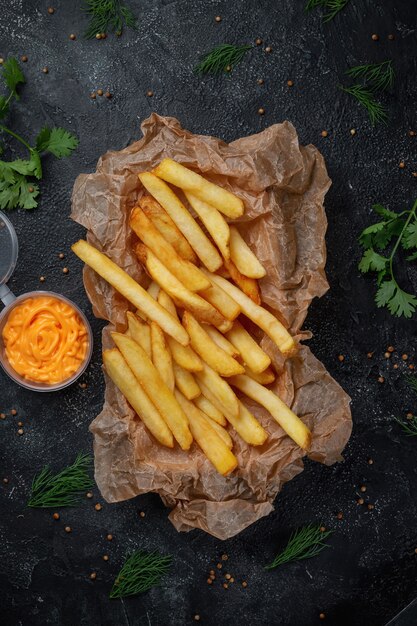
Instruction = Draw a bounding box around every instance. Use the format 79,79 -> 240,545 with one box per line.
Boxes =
158,291 -> 203,371
229,226 -> 266,279
138,172 -> 222,271
195,363 -> 239,418
202,414 -> 233,449
136,245 -> 228,329
153,158 -> 244,219
227,400 -> 268,446
223,258 -> 261,305
198,379 -> 232,419
175,390 -> 238,476
173,363 -> 201,400
140,194 -> 197,263
229,374 -> 311,450
103,348 -> 174,448
184,191 -> 230,260
245,367 -> 276,385
194,394 -> 226,426
126,312 -> 152,357
111,333 -> 193,450
183,312 -> 244,377
147,280 -> 160,300
150,321 -> 175,391
205,326 -> 239,358
71,240 -> 189,346
202,270 -> 295,354
226,321 -> 271,373
130,206 -> 210,292
199,281 -> 240,321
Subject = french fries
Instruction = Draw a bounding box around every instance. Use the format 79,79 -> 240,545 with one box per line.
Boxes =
150,321 -> 175,391
173,362 -> 201,400
130,206 -> 210,292
199,280 -> 240,321
202,270 -> 295,355
71,240 -> 189,346
138,172 -> 222,272
103,348 -> 174,448
194,394 -> 226,426
223,258 -> 261,305
137,245 -> 228,329
175,390 -> 238,475
126,312 -> 152,357
201,415 -> 233,449
226,321 -> 271,373
147,280 -> 160,300
229,226 -> 266,279
139,194 -> 197,263
197,378 -> 232,419
195,363 -> 239,418
111,332 -> 193,450
205,326 -> 239,358
227,400 -> 268,447
158,291 -> 203,371
153,158 -> 244,219
184,191 -> 230,260
245,367 -> 276,385
183,312 -> 244,377
229,374 -> 311,450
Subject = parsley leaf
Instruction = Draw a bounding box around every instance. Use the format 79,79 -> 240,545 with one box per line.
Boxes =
0,176 -> 39,210
403,222 -> 417,249
372,203 -> 399,220
36,127 -> 79,158
2,58 -> 25,98
387,288 -> 417,318
358,249 -> 387,273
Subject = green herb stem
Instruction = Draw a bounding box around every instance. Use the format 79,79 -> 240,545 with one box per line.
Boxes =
389,198 -> 417,279
0,125 -> 32,152
110,550 -> 172,599
265,524 -> 333,570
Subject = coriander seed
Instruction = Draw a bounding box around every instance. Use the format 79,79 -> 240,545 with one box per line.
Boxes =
207,578 -> 212,584
360,485 -> 366,492
367,503 -> 374,510
287,80 -> 293,87
255,38 -> 262,45
336,511 -> 343,520
215,15 -> 222,22
147,90 -> 154,97
62,267 -> 69,274
103,555 -> 109,561
53,512 -> 60,520
350,129 -> 356,135
257,78 -> 264,85
90,572 -> 97,580
42,67 -> 49,74
378,376 -> 385,383
21,55 -> 28,62
321,130 -> 328,138
265,46 -> 272,53
242,581 -> 248,588
96,33 -> 102,40
90,92 -> 96,99
95,503 -> 102,511
388,34 -> 395,40
59,253 -> 65,259
319,613 -> 326,620
3,478 -> 9,484
387,346 -> 394,352
65,526 -> 72,533
402,354 -> 408,361
86,491 -> 93,498
139,511 -> 145,518
17,428 -> 24,436
107,534 -> 113,541
105,92 -> 112,99
371,34 -> 379,41
221,554 -> 228,561
69,34 -> 76,40
11,409 -> 17,415
338,354 -> 344,362
97,89 -> 103,96
399,162 -> 405,169
258,107 -> 265,115
47,7 -> 55,14
357,498 -> 364,505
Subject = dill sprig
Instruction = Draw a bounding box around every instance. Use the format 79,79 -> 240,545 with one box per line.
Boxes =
83,0 -> 137,39
305,0 -> 351,22
340,85 -> 388,126
195,44 -> 252,76
393,415 -> 417,437
405,373 -> 417,395
346,60 -> 394,92
265,524 -> 333,570
110,550 -> 172,599
28,453 -> 94,508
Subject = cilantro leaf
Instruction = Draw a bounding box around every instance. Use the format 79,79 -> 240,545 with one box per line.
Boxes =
7,152 -> 42,179
406,250 -> 417,262
403,222 -> 417,249
0,175 -> 39,210
372,203 -> 399,220
36,127 -> 79,158
2,58 -> 25,98
358,249 -> 387,273
373,218 -> 403,250
375,280 -> 396,307
387,287 -> 417,318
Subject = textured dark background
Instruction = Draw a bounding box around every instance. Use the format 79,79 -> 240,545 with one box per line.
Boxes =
1,1 -> 417,625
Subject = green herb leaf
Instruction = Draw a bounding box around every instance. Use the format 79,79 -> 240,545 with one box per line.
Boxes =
83,0 -> 137,39
346,60 -> 394,92
339,84 -> 388,126
405,373 -> 417,395
358,248 -> 387,273
375,280 -> 396,307
305,0 -> 350,22
36,127 -> 79,158
386,287 -> 417,318
195,44 -> 252,76
2,58 -> 25,98
0,175 -> 39,210
372,204 -> 399,220
265,524 -> 333,570
406,250 -> 417,262
110,551 -> 172,599
0,95 -> 9,119
27,453 -> 94,508
393,415 -> 417,437
402,222 -> 417,249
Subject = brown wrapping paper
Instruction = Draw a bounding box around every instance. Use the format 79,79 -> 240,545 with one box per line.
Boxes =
71,113 -> 352,540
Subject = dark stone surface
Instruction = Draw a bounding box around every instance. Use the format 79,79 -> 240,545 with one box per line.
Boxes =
1,1 -> 417,625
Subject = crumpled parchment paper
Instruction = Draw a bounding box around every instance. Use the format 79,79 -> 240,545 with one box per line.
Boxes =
71,113 -> 352,540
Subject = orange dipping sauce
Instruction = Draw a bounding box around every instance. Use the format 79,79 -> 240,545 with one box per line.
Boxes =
2,295 -> 88,384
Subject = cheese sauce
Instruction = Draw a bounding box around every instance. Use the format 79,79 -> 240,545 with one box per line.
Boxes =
2,295 -> 88,384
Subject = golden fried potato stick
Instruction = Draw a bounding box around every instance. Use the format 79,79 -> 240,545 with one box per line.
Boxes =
201,414 -> 233,449
223,258 -> 261,305
199,280 -> 241,321
184,191 -> 230,260
173,362 -> 201,400
138,172 -> 222,271
111,332 -> 193,450
202,270 -> 295,355
71,240 -> 189,346
147,281 -> 160,300
103,348 -> 174,448
229,226 -> 266,279
175,390 -> 238,476
197,378 -> 232,420
136,244 -> 228,330
195,363 -> 239,418
130,206 -> 210,292
245,367 -> 276,385
205,325 -> 240,358
153,158 -> 244,219
229,374 -> 311,450
226,321 -> 271,373
228,400 -> 268,447
140,194 -> 197,263
183,311 -> 244,377
150,321 -> 175,391
126,312 -> 152,357
194,394 -> 226,426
